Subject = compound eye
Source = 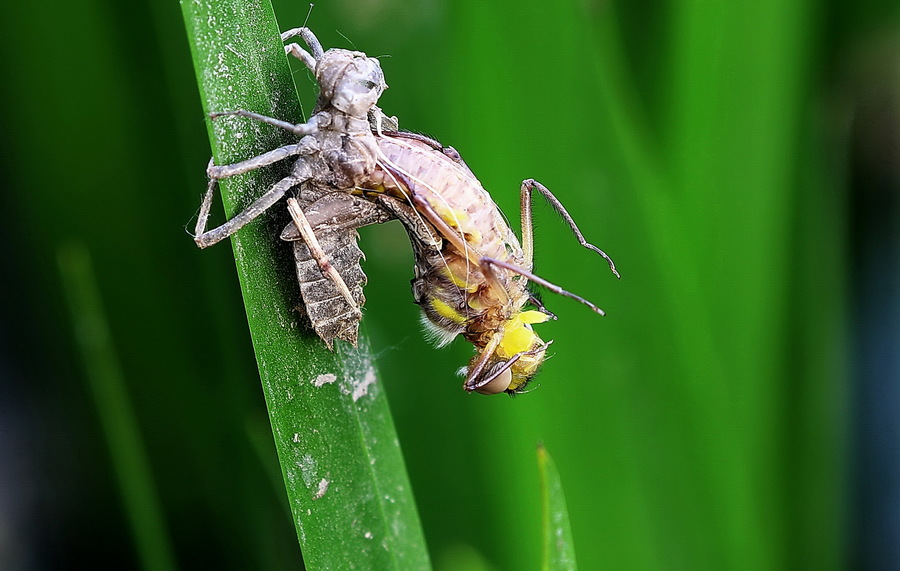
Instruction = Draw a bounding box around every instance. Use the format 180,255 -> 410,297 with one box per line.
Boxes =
474,367 -> 512,395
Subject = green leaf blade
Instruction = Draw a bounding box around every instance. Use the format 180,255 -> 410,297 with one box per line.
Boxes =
180,1 -> 429,568
58,243 -> 177,571
539,444 -> 577,571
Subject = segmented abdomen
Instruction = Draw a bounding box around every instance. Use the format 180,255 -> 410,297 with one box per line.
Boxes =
282,190 -> 391,348
372,135 -> 524,269
367,134 -> 531,344
290,230 -> 366,348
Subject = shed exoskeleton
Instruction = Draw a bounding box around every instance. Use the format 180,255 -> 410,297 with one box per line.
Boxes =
192,27 -> 392,347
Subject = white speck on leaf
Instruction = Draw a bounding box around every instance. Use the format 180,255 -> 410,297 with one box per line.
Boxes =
313,373 -> 337,387
313,478 -> 329,500
352,368 -> 377,401
298,453 -> 317,488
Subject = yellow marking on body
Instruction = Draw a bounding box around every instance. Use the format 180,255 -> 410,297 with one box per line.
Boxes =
374,136 -> 485,265
443,265 -> 479,293
519,310 -> 550,324
354,183 -> 386,196
431,202 -> 469,229
463,228 -> 482,244
430,298 -> 466,324
498,312 -> 540,357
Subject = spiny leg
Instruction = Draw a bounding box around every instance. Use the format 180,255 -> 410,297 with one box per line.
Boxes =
520,179 -> 619,278
479,256 -> 606,316
285,197 -> 359,311
194,174 -> 302,248
196,110 -> 317,248
204,108 -> 322,179
201,108 -> 322,210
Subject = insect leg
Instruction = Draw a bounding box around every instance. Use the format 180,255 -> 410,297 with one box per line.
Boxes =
281,27 -> 324,64
283,43 -> 316,71
527,293 -> 558,321
195,162 -> 219,245
285,197 -> 358,310
193,174 -> 302,248
281,193 -> 394,348
207,139 -> 315,179
479,256 -> 606,316
209,109 -> 325,138
465,333 -> 505,391
520,179 -> 619,278
464,340 -> 552,394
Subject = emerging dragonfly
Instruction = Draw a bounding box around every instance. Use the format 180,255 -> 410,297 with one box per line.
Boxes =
194,27 -> 618,394
361,132 -> 619,394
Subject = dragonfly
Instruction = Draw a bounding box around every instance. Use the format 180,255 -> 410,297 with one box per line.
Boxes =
360,131 -> 619,394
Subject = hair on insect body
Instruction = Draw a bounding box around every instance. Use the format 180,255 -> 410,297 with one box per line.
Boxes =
193,27 -> 619,395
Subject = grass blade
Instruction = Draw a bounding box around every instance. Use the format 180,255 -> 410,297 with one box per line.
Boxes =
538,444 -> 577,571
57,243 -> 177,571
180,1 -> 430,568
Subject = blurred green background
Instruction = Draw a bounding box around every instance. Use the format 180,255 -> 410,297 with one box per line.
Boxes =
1,0 -> 898,569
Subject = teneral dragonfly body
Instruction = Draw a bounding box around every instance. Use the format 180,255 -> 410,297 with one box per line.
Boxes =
360,131 -> 617,394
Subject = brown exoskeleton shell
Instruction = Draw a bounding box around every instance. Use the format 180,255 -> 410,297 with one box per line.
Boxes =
192,28 -> 393,347
280,191 -> 391,347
